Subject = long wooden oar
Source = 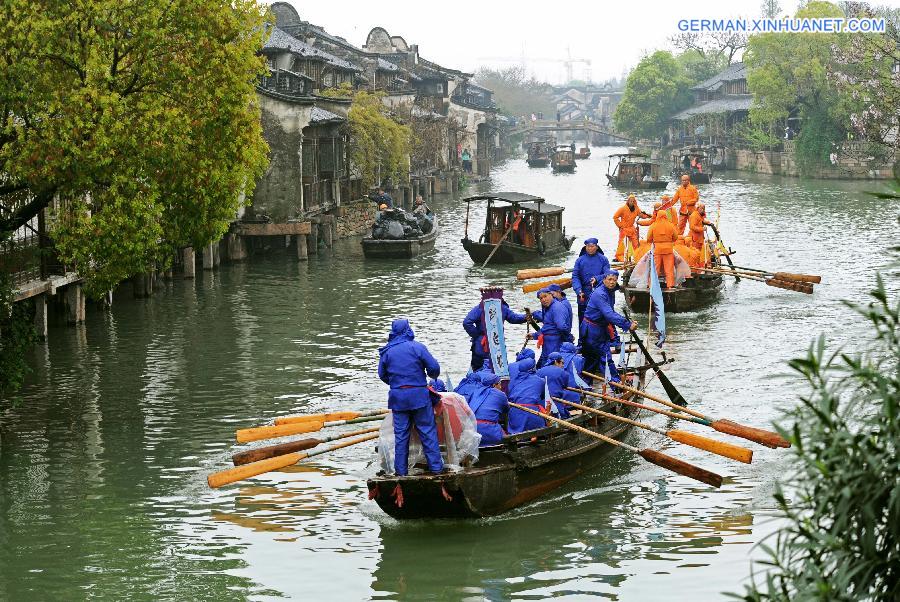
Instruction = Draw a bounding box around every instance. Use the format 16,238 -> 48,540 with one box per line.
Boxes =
522,277 -> 571,294
208,433 -> 379,488
508,402 -> 722,487
517,267 -> 566,280
232,426 -> 381,466
697,267 -> 813,294
553,397 -> 752,463
729,264 -> 821,284
706,223 -> 740,281
274,409 -> 387,426
482,221 -> 517,268
235,414 -> 385,444
622,324 -> 687,407
578,374 -> 790,449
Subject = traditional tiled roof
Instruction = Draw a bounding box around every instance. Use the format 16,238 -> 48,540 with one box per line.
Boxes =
309,106 -> 345,124
691,62 -> 747,91
263,27 -> 360,72
376,58 -> 399,72
672,95 -> 753,120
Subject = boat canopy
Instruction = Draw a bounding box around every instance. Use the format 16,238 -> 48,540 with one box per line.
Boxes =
463,193 -> 563,214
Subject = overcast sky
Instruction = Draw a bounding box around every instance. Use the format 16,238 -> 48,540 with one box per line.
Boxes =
274,0 -> 825,83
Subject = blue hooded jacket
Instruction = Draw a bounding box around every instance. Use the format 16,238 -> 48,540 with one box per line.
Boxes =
582,283 -> 631,342
508,349 -> 535,382
463,301 -> 527,355
507,358 -> 548,433
453,360 -> 493,402
571,245 -> 611,299
468,373 -> 508,446
378,319 -> 441,410
559,342 -> 585,386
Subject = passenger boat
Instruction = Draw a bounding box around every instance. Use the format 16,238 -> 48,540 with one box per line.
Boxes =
366,372 -> 647,519
551,145 -> 576,173
576,146 -> 591,159
361,215 -> 439,259
525,141 -> 551,167
606,153 -> 668,189
671,147 -> 712,184
623,269 -> 724,313
461,192 -> 576,264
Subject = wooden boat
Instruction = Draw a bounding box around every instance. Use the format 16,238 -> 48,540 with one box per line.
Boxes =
606,153 -> 668,189
366,372 -> 647,519
525,141 -> 550,167
461,192 -> 576,264
623,270 -> 724,313
672,147 -> 712,184
551,145 -> 576,173
577,147 -> 591,159
362,215 -> 439,259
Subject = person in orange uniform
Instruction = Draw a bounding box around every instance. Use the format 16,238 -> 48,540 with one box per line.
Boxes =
688,202 -> 711,249
613,194 -> 649,260
646,211 -> 679,289
672,174 -> 700,234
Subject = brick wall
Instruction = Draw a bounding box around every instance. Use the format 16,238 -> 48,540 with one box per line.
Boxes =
334,199 -> 376,238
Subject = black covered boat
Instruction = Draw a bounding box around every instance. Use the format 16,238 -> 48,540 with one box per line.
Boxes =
672,147 -> 712,184
525,141 -> 551,167
362,215 -> 439,259
461,192 -> 576,265
623,270 -> 724,313
366,374 -> 646,519
606,153 -> 668,190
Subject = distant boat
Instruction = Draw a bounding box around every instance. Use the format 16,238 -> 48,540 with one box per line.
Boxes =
576,146 -> 591,160
461,192 -> 575,264
671,147 -> 712,184
606,153 -> 668,189
551,145 -> 576,173
525,141 -> 550,167
362,214 -> 439,259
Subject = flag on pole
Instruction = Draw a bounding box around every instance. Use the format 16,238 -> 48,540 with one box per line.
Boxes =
544,377 -> 560,417
571,364 -> 590,390
647,244 -> 667,349
483,298 -> 510,378
618,335 -> 628,369
445,374 -> 454,390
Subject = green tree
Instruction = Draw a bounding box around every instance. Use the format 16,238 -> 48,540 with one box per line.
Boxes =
743,1 -> 851,173
343,91 -> 411,188
733,270 -> 899,601
677,49 -> 728,86
614,51 -> 692,140
0,0 -> 271,294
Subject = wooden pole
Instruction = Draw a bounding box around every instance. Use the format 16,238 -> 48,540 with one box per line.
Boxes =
508,403 -> 722,487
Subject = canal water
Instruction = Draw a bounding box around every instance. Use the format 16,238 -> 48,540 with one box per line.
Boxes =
1,149 -> 896,600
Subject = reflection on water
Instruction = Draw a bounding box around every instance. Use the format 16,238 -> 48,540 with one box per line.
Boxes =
1,148 -> 896,599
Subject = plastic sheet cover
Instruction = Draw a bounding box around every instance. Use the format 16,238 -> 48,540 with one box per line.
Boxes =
628,249 -> 691,289
377,392 -> 481,475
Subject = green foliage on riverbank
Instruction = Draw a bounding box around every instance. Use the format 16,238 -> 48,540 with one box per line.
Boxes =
340,90 -> 412,188
0,273 -> 36,397
733,272 -> 900,601
0,0 -> 271,296
614,51 -> 693,140
474,67 -> 556,119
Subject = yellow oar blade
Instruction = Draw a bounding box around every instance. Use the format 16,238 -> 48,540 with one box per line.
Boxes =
275,411 -> 361,425
667,430 -> 753,464
208,451 -> 306,488
711,420 -> 791,449
235,421 -> 325,444
522,277 -> 571,294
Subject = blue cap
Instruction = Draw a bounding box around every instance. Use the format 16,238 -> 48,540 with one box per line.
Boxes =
560,342 -> 577,354
603,269 -> 620,279
584,237 -> 599,245
536,287 -> 550,298
516,348 -> 535,361
429,378 -> 446,392
480,373 -> 501,387
547,284 -> 562,292
548,352 -> 563,362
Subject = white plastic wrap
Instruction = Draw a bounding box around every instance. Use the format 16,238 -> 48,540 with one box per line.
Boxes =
378,392 -> 482,475
628,251 -> 691,289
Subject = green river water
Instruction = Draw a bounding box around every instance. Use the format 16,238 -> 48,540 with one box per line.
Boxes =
1,148 -> 897,600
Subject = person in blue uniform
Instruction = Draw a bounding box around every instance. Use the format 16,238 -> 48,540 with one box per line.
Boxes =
580,271 -> 637,384
429,378 -> 447,392
571,237 -> 611,334
527,288 -> 568,368
559,342 -> 586,391
536,351 -> 578,417
547,283 -> 574,343
508,348 -> 535,382
463,295 -> 527,371
468,373 -> 509,446
453,359 -> 492,402
507,356 -> 548,433
377,318 -> 443,476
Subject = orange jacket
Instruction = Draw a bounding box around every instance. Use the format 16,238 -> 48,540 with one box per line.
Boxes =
673,184 -> 699,214
613,203 -> 642,232
646,214 -> 678,254
689,210 -> 706,241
